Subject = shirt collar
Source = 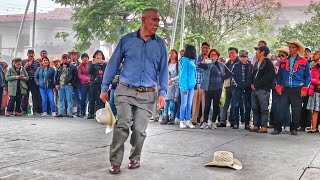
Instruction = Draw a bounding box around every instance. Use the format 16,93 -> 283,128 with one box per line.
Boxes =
136,29 -> 157,40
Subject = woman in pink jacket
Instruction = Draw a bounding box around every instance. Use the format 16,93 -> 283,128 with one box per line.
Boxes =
78,53 -> 90,117
307,51 -> 320,132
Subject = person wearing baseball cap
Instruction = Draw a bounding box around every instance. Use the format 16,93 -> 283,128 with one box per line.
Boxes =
78,53 -> 90,118
231,50 -> 253,130
304,47 -> 312,64
273,39 -> 311,135
251,46 -> 275,133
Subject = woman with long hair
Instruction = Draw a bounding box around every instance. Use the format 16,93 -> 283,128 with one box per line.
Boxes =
179,45 -> 197,128
161,49 -> 180,125
34,57 -> 56,117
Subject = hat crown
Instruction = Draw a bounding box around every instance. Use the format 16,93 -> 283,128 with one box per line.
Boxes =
213,151 -> 234,164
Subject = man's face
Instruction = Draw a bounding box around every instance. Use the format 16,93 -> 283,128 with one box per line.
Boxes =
82,57 -> 89,64
304,50 -> 311,59
201,45 -> 209,56
228,50 -> 238,61
240,57 -> 248,64
256,50 -> 264,59
288,44 -> 299,55
70,54 -> 78,61
62,57 -> 69,64
28,52 -> 35,59
142,10 -> 160,35
312,52 -> 320,62
95,52 -> 103,60
41,52 -> 48,58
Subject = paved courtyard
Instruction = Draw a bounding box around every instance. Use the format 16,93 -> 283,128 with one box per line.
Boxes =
0,116 -> 320,180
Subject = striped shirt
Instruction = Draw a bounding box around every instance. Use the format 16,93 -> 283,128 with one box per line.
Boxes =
22,59 -> 41,78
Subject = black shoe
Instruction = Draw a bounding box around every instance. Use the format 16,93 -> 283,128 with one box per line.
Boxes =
68,115 -> 74,118
233,125 -> 239,129
271,130 -> 281,135
217,123 -> 226,127
290,130 -> 297,135
87,116 -> 94,119
230,124 -> 234,128
245,125 -> 250,130
55,114 -> 63,117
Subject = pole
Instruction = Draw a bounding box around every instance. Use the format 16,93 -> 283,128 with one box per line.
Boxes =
170,0 -> 181,50
32,0 -> 37,50
14,0 -> 32,58
180,0 -> 186,51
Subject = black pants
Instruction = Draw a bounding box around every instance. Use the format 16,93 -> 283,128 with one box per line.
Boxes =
300,95 -> 311,128
88,84 -> 104,116
22,79 -> 42,113
274,87 -> 302,131
7,92 -> 22,113
204,89 -> 222,123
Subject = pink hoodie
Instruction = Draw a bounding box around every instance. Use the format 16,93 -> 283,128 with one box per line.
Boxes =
308,64 -> 320,96
78,63 -> 90,84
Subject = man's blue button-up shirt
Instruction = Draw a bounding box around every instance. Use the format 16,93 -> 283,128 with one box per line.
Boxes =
101,30 -> 168,97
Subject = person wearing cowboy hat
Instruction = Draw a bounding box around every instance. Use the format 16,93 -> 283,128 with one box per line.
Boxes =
273,39 -> 311,135
269,46 -> 291,131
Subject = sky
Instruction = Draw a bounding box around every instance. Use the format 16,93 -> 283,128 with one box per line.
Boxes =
0,0 -> 67,15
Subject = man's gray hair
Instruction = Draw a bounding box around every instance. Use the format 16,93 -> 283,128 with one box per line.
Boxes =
142,8 -> 159,17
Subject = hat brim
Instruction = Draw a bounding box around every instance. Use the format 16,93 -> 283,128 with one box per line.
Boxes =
95,103 -> 116,134
205,158 -> 243,170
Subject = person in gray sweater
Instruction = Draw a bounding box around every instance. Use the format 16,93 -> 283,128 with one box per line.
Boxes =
161,49 -> 180,125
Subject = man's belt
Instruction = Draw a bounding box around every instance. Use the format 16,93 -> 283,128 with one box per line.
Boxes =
120,81 -> 155,92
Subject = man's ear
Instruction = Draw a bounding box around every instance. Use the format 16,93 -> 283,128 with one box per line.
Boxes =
141,16 -> 145,24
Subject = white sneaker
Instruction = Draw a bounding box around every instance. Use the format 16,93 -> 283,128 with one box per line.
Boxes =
284,126 -> 290,133
211,123 -> 217,129
41,112 -> 47,117
200,122 -> 209,129
180,121 -> 187,129
185,120 -> 195,129
51,112 -> 56,117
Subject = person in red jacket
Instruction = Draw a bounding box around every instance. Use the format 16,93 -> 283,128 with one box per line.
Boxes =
78,53 -> 90,118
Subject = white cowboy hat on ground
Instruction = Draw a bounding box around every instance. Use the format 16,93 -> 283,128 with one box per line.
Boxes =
286,39 -> 305,55
96,102 -> 116,134
205,151 -> 242,170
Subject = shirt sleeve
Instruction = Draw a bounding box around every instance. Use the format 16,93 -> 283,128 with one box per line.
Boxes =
304,63 -> 311,87
157,40 -> 168,97
179,59 -> 188,92
101,38 -> 124,92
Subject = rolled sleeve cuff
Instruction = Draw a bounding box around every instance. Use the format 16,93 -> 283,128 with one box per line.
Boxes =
101,84 -> 110,92
159,89 -> 166,97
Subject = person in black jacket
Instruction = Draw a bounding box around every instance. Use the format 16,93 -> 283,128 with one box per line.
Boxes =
54,54 -> 78,118
250,46 -> 275,133
231,50 -> 253,130
87,52 -> 107,119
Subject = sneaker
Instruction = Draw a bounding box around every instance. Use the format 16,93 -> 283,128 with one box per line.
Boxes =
109,165 -> 121,174
271,129 -> 281,135
87,115 -> 94,119
51,112 -> 57,117
67,115 -> 74,118
180,121 -> 187,129
55,114 -> 63,117
211,123 -> 217,129
217,123 -> 226,127
200,122 -> 209,129
185,120 -> 195,129
41,112 -> 47,117
284,126 -> 290,133
233,125 -> 239,129
290,130 -> 298,135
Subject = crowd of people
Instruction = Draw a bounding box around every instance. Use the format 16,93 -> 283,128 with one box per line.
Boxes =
0,49 -> 118,120
156,39 -> 318,136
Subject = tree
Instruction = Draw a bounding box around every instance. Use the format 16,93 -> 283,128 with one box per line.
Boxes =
275,2 -> 320,50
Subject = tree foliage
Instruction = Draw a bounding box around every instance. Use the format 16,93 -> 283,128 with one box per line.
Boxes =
275,2 -> 320,50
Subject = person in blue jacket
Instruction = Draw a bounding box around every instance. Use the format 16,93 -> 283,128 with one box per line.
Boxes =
179,45 -> 197,129
34,57 -> 56,117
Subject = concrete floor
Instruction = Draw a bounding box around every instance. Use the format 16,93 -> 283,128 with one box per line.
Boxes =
0,116 -> 320,180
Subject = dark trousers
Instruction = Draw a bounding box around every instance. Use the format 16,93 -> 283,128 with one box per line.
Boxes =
80,84 -> 90,116
251,89 -> 270,128
274,87 -> 302,131
221,87 -> 234,125
232,88 -> 251,126
7,92 -> 22,113
204,89 -> 222,123
88,84 -> 104,116
300,95 -> 311,128
175,93 -> 181,119
270,89 -> 291,127
22,79 -> 42,113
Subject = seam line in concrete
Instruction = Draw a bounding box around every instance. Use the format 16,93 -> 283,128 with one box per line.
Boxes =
299,148 -> 320,180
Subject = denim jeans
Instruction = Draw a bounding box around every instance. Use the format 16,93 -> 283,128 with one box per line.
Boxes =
163,99 -> 175,120
270,89 -> 290,127
109,88 -> 117,116
39,88 -> 56,113
73,88 -> 81,116
58,85 -> 73,116
251,89 -> 270,128
180,88 -> 195,121
232,88 -> 251,126
80,84 -> 90,116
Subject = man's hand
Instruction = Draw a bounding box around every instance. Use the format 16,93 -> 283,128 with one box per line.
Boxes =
184,91 -> 188,95
16,76 -> 20,80
158,96 -> 165,110
174,98 -> 178,102
55,85 -> 60,91
168,79 -> 172,86
24,61 -> 32,68
301,91 -> 307,97
67,83 -> 72,86
251,84 -> 255,91
100,92 -> 109,103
